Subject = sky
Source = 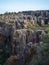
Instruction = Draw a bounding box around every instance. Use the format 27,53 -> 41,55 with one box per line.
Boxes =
0,0 -> 49,13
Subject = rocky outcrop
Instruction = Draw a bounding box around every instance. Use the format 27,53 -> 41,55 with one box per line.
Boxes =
0,10 -> 49,29
0,15 -> 48,65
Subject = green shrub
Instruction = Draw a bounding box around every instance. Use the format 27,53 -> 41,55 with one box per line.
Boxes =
42,33 -> 49,43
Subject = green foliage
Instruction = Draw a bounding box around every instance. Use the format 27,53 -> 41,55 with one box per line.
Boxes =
42,33 -> 49,43
29,33 -> 49,65
37,43 -> 49,65
43,24 -> 49,29
27,23 -> 32,29
34,24 -> 40,28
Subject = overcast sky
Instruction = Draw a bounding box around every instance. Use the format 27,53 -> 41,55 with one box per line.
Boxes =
0,0 -> 49,13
